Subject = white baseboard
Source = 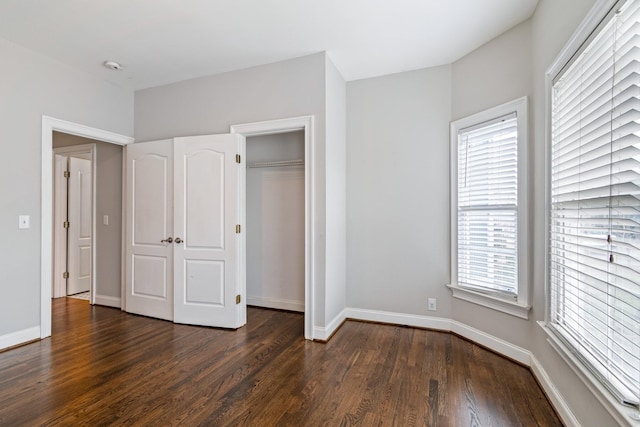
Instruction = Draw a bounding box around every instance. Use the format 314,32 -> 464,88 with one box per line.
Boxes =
343,308 -> 528,364
93,295 -> 121,308
449,320 -> 530,365
0,326 -> 40,351
530,353 -> 580,427
345,308 -> 451,331
313,308 -> 347,341
247,295 -> 304,312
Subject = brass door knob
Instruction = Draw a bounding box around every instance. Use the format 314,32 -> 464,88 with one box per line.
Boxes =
174,237 -> 183,244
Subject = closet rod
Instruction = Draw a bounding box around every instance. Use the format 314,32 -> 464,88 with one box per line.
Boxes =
247,160 -> 305,168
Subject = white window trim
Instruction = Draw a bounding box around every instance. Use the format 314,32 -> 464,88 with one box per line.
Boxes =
542,0 -> 640,425
448,96 -> 530,319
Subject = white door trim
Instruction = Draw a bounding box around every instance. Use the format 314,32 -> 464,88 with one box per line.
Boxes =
230,116 -> 315,340
52,144 -> 95,300
41,116 -> 134,339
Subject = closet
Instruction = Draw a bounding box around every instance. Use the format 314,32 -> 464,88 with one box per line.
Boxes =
246,131 -> 305,312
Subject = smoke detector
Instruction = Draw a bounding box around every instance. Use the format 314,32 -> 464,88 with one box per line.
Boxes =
103,60 -> 123,71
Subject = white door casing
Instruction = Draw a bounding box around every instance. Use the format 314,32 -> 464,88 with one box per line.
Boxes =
67,156 -> 92,295
41,117 -> 133,340
173,134 -> 242,328
230,116 -> 315,340
125,139 -> 174,321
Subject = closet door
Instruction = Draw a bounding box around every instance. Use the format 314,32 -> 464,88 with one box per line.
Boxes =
173,134 -> 242,328
125,140 -> 174,321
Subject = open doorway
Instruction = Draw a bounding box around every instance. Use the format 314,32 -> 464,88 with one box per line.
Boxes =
231,116 -> 315,340
245,131 -> 305,313
40,117 -> 133,339
51,131 -> 125,308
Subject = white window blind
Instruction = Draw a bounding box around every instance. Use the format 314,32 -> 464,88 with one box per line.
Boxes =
457,113 -> 518,295
550,0 -> 640,406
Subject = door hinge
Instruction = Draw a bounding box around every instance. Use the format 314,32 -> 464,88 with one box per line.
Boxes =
63,221 -> 70,229
236,154 -> 241,164
236,294 -> 241,304
236,224 -> 241,234
63,272 -> 69,279
63,170 -> 70,178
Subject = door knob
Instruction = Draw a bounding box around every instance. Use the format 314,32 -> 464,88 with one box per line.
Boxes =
174,237 -> 183,244
161,237 -> 173,243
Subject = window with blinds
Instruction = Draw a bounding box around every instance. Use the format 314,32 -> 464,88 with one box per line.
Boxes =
549,0 -> 640,407
457,114 -> 519,295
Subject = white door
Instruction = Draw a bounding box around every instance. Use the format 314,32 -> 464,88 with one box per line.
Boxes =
173,134 -> 242,328
53,154 -> 69,298
67,157 -> 92,295
125,140 -> 174,321
125,135 -> 242,328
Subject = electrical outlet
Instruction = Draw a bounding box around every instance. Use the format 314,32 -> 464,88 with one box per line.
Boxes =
427,298 -> 437,311
19,215 -> 30,229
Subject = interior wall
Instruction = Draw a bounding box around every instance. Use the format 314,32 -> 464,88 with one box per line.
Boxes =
324,55 -> 347,325
346,65 -> 452,318
450,0 -> 616,425
134,52 -> 331,326
0,36 -> 132,339
450,19 -> 533,348
246,132 -> 305,311
52,132 -> 123,302
530,0 -> 615,425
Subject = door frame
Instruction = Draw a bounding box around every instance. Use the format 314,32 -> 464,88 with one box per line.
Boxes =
41,116 -> 133,338
230,116 -> 315,340
52,144 -> 95,300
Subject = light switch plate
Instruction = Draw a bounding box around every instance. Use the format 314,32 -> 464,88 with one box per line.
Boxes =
19,215 -> 30,229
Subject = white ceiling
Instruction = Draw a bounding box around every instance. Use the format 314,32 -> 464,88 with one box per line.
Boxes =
0,0 -> 539,91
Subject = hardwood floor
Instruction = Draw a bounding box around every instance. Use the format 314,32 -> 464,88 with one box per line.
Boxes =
0,299 -> 562,426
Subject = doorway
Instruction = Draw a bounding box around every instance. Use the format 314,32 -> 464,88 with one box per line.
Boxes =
246,131 -> 305,313
52,144 -> 94,300
40,117 -> 133,339
231,116 -> 315,340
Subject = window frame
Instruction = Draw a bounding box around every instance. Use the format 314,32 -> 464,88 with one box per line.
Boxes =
448,97 -> 530,319
543,0 -> 640,424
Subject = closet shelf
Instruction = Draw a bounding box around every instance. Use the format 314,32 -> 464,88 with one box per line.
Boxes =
247,160 -> 304,168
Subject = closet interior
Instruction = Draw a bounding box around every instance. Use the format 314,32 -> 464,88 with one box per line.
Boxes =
246,131 -> 305,313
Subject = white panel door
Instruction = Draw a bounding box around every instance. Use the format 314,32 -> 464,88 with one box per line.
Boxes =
173,134 -> 242,328
125,140 -> 174,321
67,157 -> 92,295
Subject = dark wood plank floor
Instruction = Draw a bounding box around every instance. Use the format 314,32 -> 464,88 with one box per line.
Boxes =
0,298 -> 562,426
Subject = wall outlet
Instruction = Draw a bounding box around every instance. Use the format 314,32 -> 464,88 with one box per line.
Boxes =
427,298 -> 437,311
19,215 -> 30,229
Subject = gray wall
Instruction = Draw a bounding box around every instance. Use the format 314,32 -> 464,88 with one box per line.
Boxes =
450,18 -> 533,349
324,55 -> 347,325
0,37 -> 132,337
346,66 -> 452,318
134,52 -> 337,327
450,0 -> 613,424
52,132 -> 123,301
346,1 -> 616,423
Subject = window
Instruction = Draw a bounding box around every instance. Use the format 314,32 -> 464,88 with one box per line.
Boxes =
548,0 -> 640,411
449,98 -> 529,318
